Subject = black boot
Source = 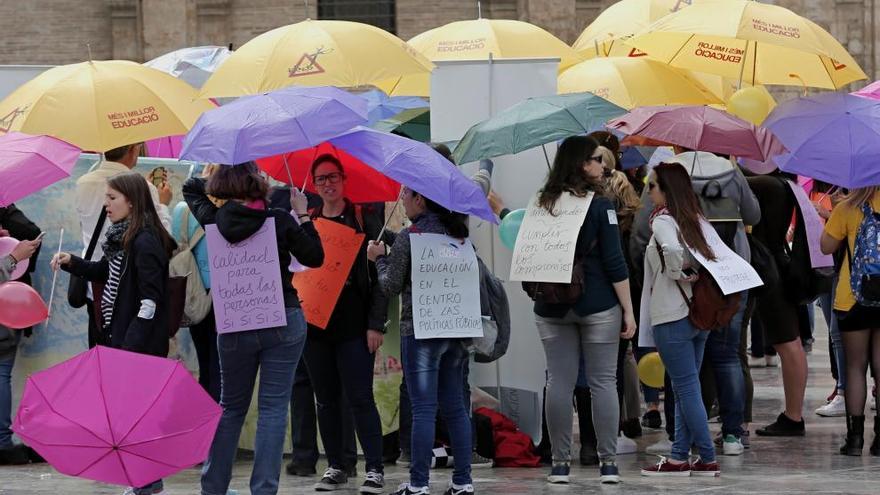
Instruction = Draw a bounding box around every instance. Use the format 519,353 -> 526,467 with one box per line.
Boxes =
871,416 -> 880,456
839,415 -> 865,456
574,387 -> 599,466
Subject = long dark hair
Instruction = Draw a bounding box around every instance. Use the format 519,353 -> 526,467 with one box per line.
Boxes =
653,162 -> 715,261
588,131 -> 621,170
539,136 -> 604,213
206,162 -> 269,201
419,142 -> 469,239
106,173 -> 176,256
310,153 -> 344,177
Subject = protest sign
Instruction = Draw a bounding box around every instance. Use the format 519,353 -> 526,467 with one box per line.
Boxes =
690,219 -> 764,295
788,181 -> 834,268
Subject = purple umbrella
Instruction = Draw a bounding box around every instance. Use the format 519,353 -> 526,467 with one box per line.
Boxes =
0,132 -> 81,207
761,93 -> 880,188
326,127 -> 496,223
607,105 -> 783,163
180,86 -> 367,164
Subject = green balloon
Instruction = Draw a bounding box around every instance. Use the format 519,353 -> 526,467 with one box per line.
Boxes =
499,208 -> 526,250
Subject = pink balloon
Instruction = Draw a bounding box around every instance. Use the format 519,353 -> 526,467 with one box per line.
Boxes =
0,237 -> 29,280
0,281 -> 48,329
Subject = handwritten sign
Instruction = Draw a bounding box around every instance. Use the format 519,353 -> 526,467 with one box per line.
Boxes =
788,181 -> 834,268
410,233 -> 483,340
690,219 -> 763,295
509,192 -> 592,283
292,219 -> 365,329
207,217 -> 287,334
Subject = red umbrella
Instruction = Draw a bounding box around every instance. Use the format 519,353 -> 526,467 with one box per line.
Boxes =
257,142 -> 401,203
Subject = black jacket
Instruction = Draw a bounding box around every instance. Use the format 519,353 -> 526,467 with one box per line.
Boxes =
63,228 -> 172,357
308,201 -> 389,341
183,177 -> 325,309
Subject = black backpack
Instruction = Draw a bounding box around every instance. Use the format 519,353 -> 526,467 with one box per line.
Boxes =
697,180 -> 740,249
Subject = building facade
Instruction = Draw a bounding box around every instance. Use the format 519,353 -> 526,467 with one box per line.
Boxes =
0,0 -> 876,81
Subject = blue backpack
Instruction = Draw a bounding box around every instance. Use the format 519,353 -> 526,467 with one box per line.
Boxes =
850,203 -> 880,307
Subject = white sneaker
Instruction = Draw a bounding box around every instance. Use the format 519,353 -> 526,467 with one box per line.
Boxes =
646,437 -> 673,454
765,355 -> 779,367
748,356 -> 766,368
872,396 -> 877,411
721,435 -> 744,456
616,433 -> 638,454
815,395 -> 846,417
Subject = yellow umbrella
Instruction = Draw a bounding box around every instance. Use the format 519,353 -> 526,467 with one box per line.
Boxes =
199,19 -> 433,98
374,19 -> 582,97
627,0 -> 866,89
0,60 -> 213,152
573,0 -> 699,59
558,56 -> 722,109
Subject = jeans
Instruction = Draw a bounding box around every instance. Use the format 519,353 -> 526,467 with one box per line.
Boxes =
303,335 -> 384,473
190,309 -> 221,402
635,346 -> 661,404
0,344 -> 18,449
537,307 -> 621,462
653,317 -> 714,463
817,275 -> 845,391
401,335 -> 472,488
201,308 -> 307,495
704,295 -> 747,437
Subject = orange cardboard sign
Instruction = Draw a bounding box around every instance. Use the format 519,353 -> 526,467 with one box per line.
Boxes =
293,218 -> 365,329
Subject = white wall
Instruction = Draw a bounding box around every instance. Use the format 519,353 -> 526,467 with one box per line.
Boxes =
0,65 -> 52,101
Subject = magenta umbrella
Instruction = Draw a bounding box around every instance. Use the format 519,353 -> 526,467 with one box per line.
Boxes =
145,135 -> 183,158
13,346 -> 221,487
606,105 -> 784,163
853,80 -> 880,100
0,132 -> 80,207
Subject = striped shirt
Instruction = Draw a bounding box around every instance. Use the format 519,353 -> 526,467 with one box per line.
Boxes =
101,252 -> 124,330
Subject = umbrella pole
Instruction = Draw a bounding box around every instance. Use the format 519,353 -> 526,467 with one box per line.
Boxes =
45,228 -> 64,323
737,40 -> 750,90
542,144 -> 552,170
376,194 -> 403,243
282,155 -> 296,188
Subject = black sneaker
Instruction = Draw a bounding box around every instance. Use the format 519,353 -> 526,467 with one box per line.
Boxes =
641,410 -> 662,429
622,418 -> 643,438
359,470 -> 384,494
395,451 -> 411,467
756,413 -> 805,437
286,461 -> 317,477
0,445 -> 30,465
392,484 -> 430,495
315,467 -> 348,491
444,482 -> 475,494
599,460 -> 621,484
547,462 -> 570,484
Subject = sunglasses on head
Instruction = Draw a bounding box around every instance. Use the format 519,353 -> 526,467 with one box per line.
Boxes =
313,172 -> 344,186
587,155 -> 603,164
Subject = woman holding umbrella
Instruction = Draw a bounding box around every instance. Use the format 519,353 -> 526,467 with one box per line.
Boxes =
303,154 -> 388,494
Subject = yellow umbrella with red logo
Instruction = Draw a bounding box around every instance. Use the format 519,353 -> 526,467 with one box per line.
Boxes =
0,60 -> 213,152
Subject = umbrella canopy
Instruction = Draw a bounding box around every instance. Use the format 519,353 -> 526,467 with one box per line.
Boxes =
12,346 -> 221,487
452,92 -> 626,164
558,57 -> 722,109
573,0 -> 699,59
607,105 -> 783,162
761,93 -> 880,188
372,108 -> 431,142
359,89 -> 427,126
853,80 -> 880,101
199,19 -> 433,98
374,18 -> 582,97
627,0 -> 866,89
258,142 -> 402,203
0,60 -> 214,152
0,132 -> 81,207
144,135 -> 184,159
180,86 -> 367,164
144,45 -> 231,89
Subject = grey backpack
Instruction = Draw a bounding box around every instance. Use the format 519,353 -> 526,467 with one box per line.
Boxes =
470,256 -> 511,363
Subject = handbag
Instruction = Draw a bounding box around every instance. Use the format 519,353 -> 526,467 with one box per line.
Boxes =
67,208 -> 107,308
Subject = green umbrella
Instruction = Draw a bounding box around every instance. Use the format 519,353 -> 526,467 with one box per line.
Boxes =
451,92 -> 627,165
372,107 -> 430,142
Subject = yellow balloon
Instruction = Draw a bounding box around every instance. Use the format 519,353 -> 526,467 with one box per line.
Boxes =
727,86 -> 771,125
637,352 -> 666,388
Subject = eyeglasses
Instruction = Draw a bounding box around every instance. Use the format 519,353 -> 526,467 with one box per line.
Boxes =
648,181 -> 657,191
588,155 -> 603,164
313,172 -> 344,186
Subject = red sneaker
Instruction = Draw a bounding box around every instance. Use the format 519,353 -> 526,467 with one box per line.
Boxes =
691,458 -> 721,477
640,457 -> 691,477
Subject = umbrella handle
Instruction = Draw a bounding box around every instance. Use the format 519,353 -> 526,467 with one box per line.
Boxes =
376,194 -> 403,243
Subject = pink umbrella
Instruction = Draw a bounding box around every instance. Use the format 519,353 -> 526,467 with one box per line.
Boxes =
13,346 -> 221,487
607,105 -> 784,163
0,132 -> 81,207
852,80 -> 880,100
145,135 -> 184,158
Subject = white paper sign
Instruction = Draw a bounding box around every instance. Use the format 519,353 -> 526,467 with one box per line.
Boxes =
690,219 -> 764,295
410,233 -> 483,340
509,192 -> 593,283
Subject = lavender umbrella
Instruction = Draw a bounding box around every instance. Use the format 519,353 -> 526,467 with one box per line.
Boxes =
180,86 -> 367,164
762,93 -> 880,188
326,127 -> 496,223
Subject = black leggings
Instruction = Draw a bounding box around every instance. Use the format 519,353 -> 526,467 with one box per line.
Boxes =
841,328 -> 880,415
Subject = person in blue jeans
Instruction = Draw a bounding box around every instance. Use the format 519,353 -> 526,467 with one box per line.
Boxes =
368,185 -> 474,495
184,163 -> 324,495
640,163 -> 720,477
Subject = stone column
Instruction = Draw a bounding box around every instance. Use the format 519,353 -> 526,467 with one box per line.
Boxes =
141,0 -> 197,60
106,0 -> 143,61
517,0 -> 578,44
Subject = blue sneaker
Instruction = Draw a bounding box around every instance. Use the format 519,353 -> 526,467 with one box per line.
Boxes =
547,462 -> 570,484
600,461 -> 620,484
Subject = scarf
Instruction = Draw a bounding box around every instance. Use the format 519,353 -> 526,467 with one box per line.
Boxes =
648,205 -> 670,231
102,219 -> 130,258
